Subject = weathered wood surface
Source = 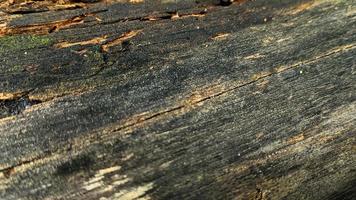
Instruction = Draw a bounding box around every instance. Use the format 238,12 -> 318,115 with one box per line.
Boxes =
0,0 -> 355,199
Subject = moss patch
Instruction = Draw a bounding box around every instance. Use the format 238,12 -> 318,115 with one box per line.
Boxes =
0,35 -> 53,53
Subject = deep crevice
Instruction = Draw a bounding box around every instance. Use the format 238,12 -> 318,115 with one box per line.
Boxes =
0,95 -> 42,119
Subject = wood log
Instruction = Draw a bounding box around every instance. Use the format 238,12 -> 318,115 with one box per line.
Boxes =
0,0 -> 355,199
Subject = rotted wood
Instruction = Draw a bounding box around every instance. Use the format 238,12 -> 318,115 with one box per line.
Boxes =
0,0 -> 355,199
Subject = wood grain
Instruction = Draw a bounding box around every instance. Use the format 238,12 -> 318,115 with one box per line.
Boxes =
0,0 -> 355,199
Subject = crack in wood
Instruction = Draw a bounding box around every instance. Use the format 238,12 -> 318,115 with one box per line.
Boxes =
99,9 -> 208,26
0,154 -> 48,178
55,29 -> 142,50
0,0 -> 249,38
0,15 -> 84,36
101,29 -> 142,52
0,0 -> 105,14
55,35 -> 108,48
0,8 -> 204,37
0,10 -> 106,36
99,0 -> 248,25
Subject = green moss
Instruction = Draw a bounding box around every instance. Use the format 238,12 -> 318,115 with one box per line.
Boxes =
0,35 -> 53,53
7,65 -> 23,73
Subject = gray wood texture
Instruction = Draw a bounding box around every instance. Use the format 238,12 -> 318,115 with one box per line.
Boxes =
0,0 -> 355,199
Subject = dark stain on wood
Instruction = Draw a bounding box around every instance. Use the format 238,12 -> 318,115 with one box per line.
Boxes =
56,154 -> 94,176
